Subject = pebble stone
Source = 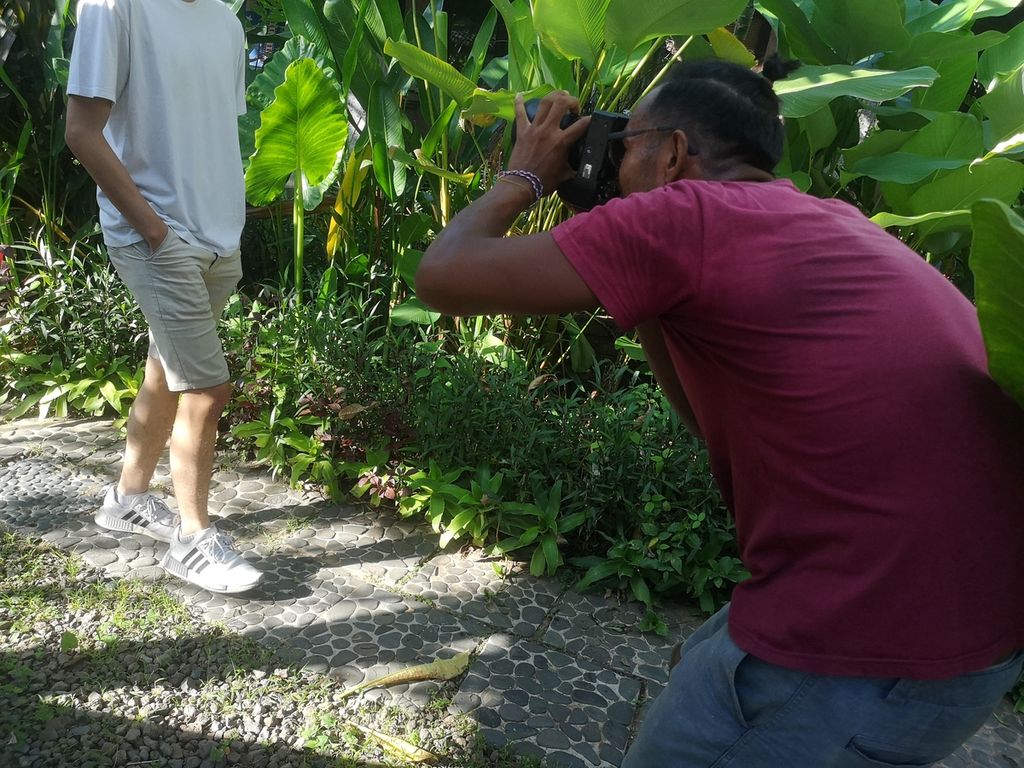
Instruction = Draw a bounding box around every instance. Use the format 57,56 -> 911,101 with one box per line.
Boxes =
1,416 -> 1022,768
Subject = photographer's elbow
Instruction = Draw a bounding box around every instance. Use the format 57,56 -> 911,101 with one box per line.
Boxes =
414,254 -> 449,314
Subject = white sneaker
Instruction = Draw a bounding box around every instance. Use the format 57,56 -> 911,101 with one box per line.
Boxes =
161,525 -> 262,594
95,485 -> 179,542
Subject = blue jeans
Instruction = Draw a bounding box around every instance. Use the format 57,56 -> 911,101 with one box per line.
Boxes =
622,605 -> 1024,768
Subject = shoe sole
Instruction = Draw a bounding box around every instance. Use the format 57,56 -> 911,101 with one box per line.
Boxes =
160,551 -> 262,594
94,509 -> 174,543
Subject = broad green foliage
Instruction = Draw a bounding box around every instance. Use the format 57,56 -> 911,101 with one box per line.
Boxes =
246,58 -> 348,207
970,201 -> 1024,409
245,56 -> 348,295
604,0 -> 750,52
774,65 -> 939,118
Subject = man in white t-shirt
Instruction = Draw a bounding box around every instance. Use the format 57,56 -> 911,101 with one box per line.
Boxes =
66,0 -> 262,593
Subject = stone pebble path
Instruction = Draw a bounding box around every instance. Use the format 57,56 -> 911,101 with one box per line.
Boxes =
1,416 -> 1022,768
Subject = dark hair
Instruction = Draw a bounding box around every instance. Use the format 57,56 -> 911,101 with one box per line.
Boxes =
645,54 -> 800,172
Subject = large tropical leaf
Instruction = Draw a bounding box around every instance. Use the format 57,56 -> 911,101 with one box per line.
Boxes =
245,58 -> 348,208
849,154 -> 968,183
604,0 -> 748,53
533,0 -> 611,69
905,0 -> 985,35
384,39 -> 476,104
490,0 -> 540,92
774,65 -> 938,118
367,79 -> 406,200
970,200 -> 1024,409
805,0 -> 910,60
870,209 -> 971,231
247,36 -> 330,110
756,0 -> 841,65
978,65 -> 1024,146
881,30 -> 1006,71
978,20 -> 1024,88
908,158 -> 1024,215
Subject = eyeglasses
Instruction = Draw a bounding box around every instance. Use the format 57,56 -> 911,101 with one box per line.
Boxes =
606,126 -> 700,167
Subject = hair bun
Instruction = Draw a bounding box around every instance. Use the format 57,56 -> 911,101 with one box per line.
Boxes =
761,53 -> 801,83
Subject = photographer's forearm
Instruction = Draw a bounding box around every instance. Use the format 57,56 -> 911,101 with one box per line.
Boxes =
636,320 -> 704,439
431,180 -> 534,251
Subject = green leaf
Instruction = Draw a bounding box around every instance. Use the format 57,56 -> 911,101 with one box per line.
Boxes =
461,85 -> 555,123
970,200 -> 1024,409
978,19 -> 1024,89
541,535 -> 561,575
978,66 -> 1024,146
247,37 -> 330,110
805,0 -> 911,60
905,0 -> 984,35
755,0 -> 841,65
908,158 -> 1024,215
604,0 -> 749,53
707,27 -> 756,67
576,559 -> 622,589
869,209 -> 971,231
630,574 -> 652,605
556,511 -> 587,534
60,631 -> 79,652
391,298 -> 441,326
774,65 -> 938,118
614,335 -> 647,362
245,58 -> 348,208
533,0 -> 612,69
529,546 -> 546,577
384,39 -> 476,104
367,80 -> 406,200
882,30 -> 1007,71
850,154 -> 968,183
461,8 -> 499,83
972,132 -> 1024,167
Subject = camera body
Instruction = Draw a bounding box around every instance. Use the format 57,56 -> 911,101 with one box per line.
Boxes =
522,100 -> 628,211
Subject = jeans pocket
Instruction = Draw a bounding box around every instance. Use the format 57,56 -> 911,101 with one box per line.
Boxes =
844,737 -> 938,767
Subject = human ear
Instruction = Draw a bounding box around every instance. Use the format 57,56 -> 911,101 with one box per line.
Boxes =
665,130 -> 698,181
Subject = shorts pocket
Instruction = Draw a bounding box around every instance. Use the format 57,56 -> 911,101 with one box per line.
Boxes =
843,736 -> 940,767
149,228 -> 180,259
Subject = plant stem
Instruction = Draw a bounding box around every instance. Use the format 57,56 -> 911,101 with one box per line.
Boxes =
637,36 -> 696,102
293,175 -> 304,301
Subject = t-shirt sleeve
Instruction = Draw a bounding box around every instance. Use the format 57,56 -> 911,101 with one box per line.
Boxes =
551,182 -> 703,331
67,0 -> 130,102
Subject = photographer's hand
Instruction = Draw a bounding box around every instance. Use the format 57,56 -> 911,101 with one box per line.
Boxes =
505,91 -> 591,198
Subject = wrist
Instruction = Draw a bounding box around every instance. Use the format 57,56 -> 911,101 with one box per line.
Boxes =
496,169 -> 544,205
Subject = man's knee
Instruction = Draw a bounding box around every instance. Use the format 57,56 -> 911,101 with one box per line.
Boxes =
181,380 -> 233,416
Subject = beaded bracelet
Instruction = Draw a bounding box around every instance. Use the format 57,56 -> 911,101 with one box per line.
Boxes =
496,169 -> 544,204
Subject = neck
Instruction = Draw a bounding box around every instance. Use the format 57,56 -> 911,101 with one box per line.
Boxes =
696,159 -> 774,183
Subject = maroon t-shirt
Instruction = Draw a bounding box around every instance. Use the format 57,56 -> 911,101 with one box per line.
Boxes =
552,178 -> 1024,679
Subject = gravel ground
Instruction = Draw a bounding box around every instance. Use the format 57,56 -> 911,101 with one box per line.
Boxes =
0,528 -> 542,768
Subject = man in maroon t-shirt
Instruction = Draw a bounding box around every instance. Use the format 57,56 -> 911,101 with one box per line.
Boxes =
416,60 -> 1024,767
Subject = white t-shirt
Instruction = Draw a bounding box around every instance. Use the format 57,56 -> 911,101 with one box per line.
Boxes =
68,0 -> 247,255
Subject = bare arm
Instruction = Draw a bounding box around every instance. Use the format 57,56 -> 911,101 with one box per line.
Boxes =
65,95 -> 167,249
636,319 -> 703,439
416,91 -> 599,316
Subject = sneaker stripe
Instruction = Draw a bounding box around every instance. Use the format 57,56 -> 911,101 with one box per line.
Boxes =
194,559 -> 212,574
128,513 -> 146,527
181,549 -> 203,569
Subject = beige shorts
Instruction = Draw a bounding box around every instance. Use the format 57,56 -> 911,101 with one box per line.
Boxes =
107,229 -> 242,392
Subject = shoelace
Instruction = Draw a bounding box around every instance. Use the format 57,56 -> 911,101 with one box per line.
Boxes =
198,530 -> 237,563
139,495 -> 178,525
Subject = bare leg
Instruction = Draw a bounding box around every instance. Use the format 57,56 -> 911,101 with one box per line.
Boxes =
119,356 -> 179,495
170,381 -> 232,535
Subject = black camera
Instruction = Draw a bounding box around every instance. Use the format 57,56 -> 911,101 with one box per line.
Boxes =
522,99 -> 628,211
